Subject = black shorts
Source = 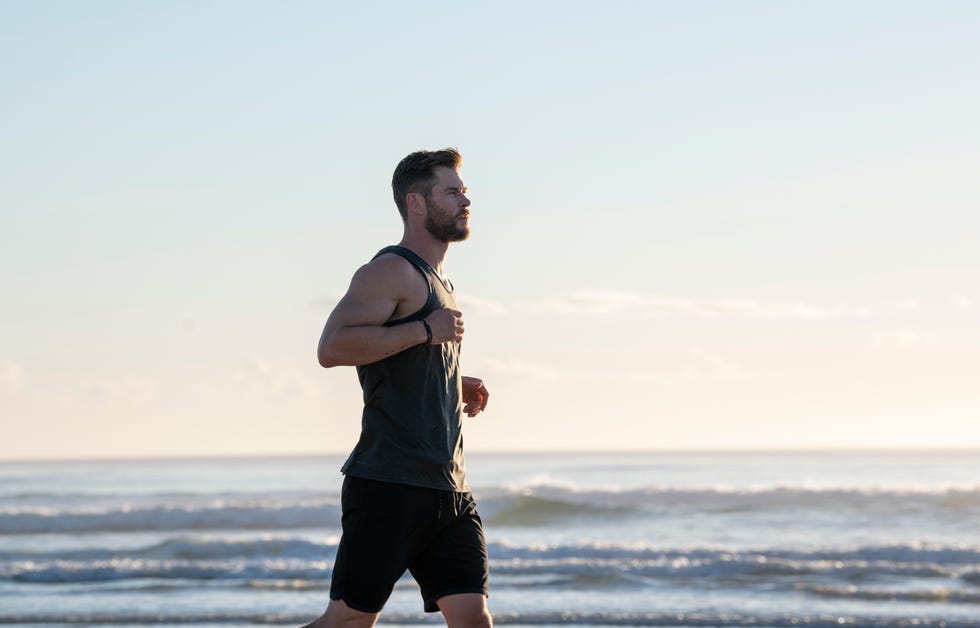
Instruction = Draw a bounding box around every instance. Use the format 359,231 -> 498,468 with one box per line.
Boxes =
329,475 -> 489,613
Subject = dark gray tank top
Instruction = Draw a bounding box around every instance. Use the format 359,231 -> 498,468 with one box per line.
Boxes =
341,245 -> 468,491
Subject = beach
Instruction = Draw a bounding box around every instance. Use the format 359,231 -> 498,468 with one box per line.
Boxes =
2,451 -> 979,626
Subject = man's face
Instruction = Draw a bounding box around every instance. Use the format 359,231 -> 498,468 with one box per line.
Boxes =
423,166 -> 471,242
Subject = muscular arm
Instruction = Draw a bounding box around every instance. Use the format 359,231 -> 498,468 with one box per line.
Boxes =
317,258 -> 427,368
317,256 -> 465,367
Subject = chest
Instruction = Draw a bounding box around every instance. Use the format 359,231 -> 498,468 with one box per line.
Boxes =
391,266 -> 456,321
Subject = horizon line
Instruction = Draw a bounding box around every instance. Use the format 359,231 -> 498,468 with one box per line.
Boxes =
3,446 -> 980,464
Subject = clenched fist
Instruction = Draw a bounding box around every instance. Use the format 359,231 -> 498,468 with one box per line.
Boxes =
424,308 -> 464,344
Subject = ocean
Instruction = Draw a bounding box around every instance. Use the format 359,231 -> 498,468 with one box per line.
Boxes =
1,451 -> 979,627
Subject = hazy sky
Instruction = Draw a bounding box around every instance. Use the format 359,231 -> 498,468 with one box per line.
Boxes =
2,1 -> 979,459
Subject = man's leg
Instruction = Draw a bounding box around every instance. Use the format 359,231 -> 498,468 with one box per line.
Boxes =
437,593 -> 492,628
411,491 -> 490,618
317,477 -> 419,626
301,598 -> 380,628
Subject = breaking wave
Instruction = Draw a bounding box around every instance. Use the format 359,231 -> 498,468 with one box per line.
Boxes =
3,536 -> 978,589
5,482 -> 980,534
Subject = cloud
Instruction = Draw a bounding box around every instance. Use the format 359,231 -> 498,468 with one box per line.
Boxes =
871,329 -> 934,348
0,361 -> 24,396
623,350 -> 752,385
953,295 -> 974,311
85,378 -> 159,406
456,294 -> 506,315
526,291 -> 866,320
693,350 -> 750,382
473,352 -> 749,388
239,356 -> 319,399
474,357 -> 559,383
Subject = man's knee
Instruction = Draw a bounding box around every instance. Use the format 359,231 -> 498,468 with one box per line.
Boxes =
437,593 -> 492,628
443,608 -> 493,628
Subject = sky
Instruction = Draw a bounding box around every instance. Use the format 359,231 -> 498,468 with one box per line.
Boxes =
2,1 -> 979,460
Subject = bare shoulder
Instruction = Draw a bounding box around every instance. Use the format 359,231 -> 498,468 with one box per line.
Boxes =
323,258 -> 404,329
369,252 -> 418,276
324,252 -> 428,329
350,253 -> 419,296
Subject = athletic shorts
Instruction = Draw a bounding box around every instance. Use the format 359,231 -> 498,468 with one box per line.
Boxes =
329,475 -> 489,613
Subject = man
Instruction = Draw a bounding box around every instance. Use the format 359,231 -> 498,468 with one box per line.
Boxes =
306,148 -> 492,628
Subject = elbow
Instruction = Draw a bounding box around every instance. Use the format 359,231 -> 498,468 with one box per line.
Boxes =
318,348 -> 339,368
317,341 -> 337,368
317,338 -> 344,368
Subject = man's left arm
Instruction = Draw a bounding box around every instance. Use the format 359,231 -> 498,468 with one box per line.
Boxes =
461,375 -> 489,417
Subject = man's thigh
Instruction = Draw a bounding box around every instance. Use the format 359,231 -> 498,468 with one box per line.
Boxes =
410,494 -> 489,613
329,476 -> 429,612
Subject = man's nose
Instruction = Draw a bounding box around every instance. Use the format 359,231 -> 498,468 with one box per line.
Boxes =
460,194 -> 471,207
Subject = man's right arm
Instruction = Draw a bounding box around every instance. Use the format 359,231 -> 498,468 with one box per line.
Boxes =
317,259 -> 427,368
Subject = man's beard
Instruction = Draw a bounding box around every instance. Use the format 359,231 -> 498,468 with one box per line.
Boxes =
424,200 -> 469,243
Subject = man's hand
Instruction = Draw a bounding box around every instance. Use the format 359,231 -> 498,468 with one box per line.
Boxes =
425,308 -> 465,344
461,375 -> 489,417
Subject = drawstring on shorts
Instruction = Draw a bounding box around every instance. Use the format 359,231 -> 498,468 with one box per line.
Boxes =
437,491 -> 462,519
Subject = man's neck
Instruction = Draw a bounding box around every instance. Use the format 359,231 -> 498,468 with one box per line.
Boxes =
398,233 -> 450,276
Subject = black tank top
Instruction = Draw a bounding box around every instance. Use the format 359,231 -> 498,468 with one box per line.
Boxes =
341,245 -> 468,491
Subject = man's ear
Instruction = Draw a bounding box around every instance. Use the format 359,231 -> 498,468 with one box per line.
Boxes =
406,192 -> 426,216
